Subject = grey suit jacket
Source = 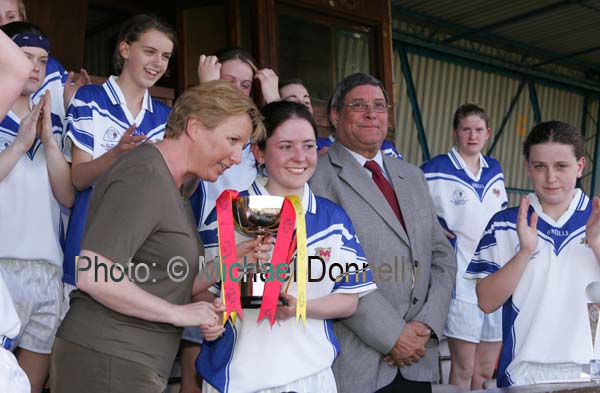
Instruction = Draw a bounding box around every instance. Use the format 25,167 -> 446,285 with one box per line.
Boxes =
309,141 -> 456,393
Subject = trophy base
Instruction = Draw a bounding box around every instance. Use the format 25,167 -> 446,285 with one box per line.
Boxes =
241,296 -> 288,309
591,359 -> 600,382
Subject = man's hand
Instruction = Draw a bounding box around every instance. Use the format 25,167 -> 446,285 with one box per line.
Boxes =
387,320 -> 431,367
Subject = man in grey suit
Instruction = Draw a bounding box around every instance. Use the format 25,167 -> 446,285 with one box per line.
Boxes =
310,73 -> 456,393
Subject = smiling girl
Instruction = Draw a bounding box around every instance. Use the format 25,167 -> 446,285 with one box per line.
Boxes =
196,101 -> 376,393
62,14 -> 176,292
421,104 -> 507,390
466,121 -> 600,386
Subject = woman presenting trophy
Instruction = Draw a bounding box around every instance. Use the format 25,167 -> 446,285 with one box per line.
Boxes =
196,101 -> 377,393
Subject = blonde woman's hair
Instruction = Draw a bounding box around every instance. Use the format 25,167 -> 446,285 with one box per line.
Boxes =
165,80 -> 264,141
16,0 -> 26,20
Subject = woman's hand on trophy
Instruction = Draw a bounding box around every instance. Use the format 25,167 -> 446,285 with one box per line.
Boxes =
170,300 -> 222,328
200,298 -> 227,341
275,292 -> 296,321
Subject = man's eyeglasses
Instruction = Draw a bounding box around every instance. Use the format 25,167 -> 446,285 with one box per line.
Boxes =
345,100 -> 390,113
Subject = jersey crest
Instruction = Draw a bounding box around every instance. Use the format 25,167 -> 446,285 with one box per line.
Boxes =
450,188 -> 468,205
103,127 -> 122,142
0,137 -> 10,152
314,247 -> 332,263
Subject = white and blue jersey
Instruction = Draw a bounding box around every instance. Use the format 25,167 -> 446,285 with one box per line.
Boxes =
196,177 -> 377,393
317,135 -> 403,160
62,76 -> 170,285
421,147 -> 507,303
0,100 -> 65,268
465,190 -> 600,387
189,142 -> 257,228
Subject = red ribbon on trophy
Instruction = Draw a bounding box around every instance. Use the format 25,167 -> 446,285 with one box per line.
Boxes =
215,190 -> 243,321
256,197 -> 296,326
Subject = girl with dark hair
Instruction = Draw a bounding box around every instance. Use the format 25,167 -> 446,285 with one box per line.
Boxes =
466,121 -> 600,387
279,78 -> 313,114
196,101 -> 377,393
0,21 -> 74,393
61,14 -> 176,298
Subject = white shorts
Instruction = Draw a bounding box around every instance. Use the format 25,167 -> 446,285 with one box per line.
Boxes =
0,259 -> 63,354
61,282 -> 77,320
203,367 -> 337,393
508,361 -> 583,385
0,348 -> 30,392
444,298 -> 502,343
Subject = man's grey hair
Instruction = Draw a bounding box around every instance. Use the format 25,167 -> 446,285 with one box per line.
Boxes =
328,73 -> 389,132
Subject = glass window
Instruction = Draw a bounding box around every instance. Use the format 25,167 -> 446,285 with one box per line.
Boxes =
277,12 -> 371,102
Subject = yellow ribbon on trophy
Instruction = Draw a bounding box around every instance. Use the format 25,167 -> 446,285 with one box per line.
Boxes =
287,195 -> 307,325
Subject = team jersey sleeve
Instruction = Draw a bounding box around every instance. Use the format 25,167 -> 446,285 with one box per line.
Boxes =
328,206 -> 377,296
199,207 -> 221,296
63,86 -> 96,159
381,139 -> 402,160
465,215 -> 505,279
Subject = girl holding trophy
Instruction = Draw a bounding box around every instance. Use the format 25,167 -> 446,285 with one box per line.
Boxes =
197,101 -> 377,393
466,121 -> 600,386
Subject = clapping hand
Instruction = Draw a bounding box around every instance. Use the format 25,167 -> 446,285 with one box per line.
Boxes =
516,195 -> 538,256
113,124 -> 146,155
13,93 -> 44,153
586,196 -> 600,255
64,68 -> 91,110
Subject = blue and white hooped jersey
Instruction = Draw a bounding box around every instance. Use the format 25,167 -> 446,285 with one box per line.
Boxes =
189,142 -> 257,229
317,135 -> 403,160
421,147 -> 507,303
196,177 -> 377,393
0,103 -> 65,268
61,75 -> 170,285
64,75 -> 169,160
465,190 -> 600,387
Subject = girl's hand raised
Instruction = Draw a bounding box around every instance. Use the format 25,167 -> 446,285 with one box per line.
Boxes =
516,195 -> 538,256
586,196 -> 600,253
197,55 -> 221,83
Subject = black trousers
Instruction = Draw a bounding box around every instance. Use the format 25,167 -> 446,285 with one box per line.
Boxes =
375,371 -> 432,393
